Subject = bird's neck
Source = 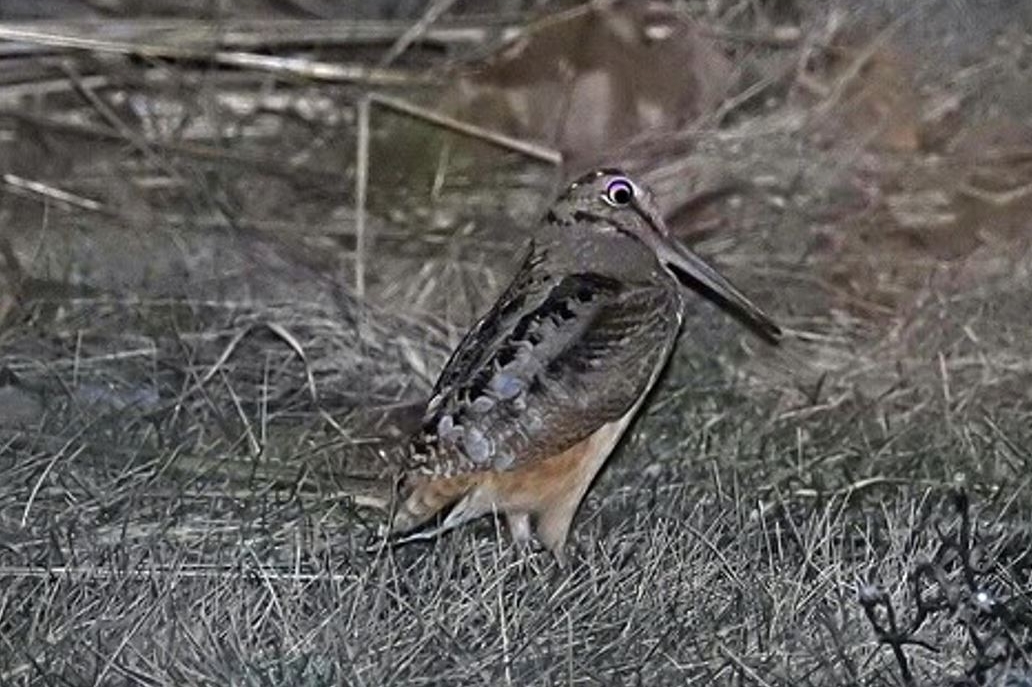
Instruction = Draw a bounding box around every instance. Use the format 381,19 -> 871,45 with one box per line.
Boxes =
537,228 -> 671,286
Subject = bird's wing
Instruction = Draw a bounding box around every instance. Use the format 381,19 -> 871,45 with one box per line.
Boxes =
408,257 -> 682,477
426,242 -> 545,399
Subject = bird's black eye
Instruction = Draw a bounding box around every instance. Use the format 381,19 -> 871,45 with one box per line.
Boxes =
603,178 -> 635,207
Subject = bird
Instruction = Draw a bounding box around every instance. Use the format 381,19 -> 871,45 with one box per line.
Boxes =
384,168 -> 782,559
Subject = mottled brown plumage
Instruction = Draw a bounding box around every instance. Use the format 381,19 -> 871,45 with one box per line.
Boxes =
386,169 -> 781,558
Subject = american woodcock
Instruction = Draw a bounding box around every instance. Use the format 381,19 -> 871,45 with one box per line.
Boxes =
387,169 -> 782,558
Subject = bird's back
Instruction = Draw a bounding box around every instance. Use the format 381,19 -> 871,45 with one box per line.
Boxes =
407,232 -> 682,479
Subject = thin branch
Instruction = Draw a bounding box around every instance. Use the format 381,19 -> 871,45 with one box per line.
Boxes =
355,95 -> 371,298
368,92 -> 562,166
379,0 -> 462,68
0,23 -> 436,86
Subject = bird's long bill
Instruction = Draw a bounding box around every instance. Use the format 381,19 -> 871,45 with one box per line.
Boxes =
653,236 -> 783,345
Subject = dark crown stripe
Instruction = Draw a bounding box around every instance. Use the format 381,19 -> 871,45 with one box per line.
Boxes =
570,210 -> 605,225
545,209 -> 567,225
568,167 -> 627,188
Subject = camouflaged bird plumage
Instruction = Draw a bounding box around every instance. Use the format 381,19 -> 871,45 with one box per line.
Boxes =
408,241 -> 683,479
386,168 -> 781,555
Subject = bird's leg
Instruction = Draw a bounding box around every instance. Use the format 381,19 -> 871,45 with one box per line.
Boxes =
534,493 -> 582,564
506,512 -> 533,548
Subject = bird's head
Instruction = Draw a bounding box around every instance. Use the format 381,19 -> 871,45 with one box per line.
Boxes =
548,168 -> 783,345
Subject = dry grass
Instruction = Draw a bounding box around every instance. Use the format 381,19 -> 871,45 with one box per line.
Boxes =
1,1 -> 1031,685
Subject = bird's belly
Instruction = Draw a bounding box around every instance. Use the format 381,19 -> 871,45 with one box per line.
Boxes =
480,388 -> 645,514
